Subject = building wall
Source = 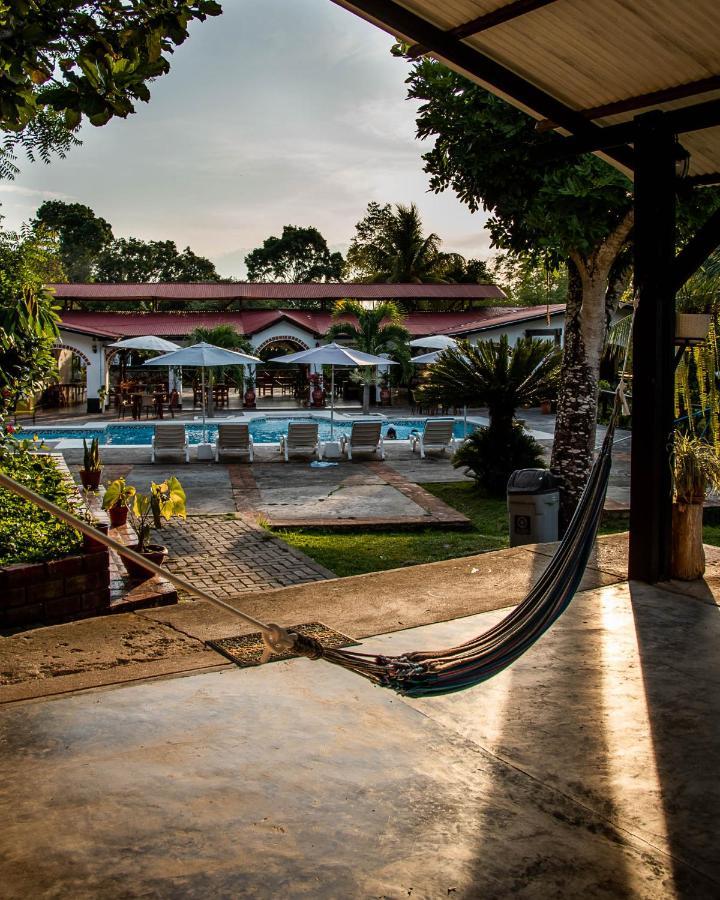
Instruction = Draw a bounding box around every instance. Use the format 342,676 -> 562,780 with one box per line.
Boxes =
461,314 -> 566,347
56,329 -> 108,411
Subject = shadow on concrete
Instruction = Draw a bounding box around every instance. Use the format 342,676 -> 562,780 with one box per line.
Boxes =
629,579 -> 720,892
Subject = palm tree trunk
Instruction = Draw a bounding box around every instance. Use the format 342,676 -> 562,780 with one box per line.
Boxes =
362,382 -> 370,415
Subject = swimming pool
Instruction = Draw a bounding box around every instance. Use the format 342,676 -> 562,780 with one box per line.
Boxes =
28,416 -> 474,446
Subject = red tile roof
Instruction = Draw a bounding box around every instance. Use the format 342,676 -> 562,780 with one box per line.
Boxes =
59,306 -> 564,340
48,281 -> 506,301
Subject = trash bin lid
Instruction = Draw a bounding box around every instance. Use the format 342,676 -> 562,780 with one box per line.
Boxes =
507,468 -> 559,494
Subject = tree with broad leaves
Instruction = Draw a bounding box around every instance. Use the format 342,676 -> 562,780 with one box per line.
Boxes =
94,237 -> 220,290
245,226 -> 344,287
404,55 -> 720,527
34,201 -> 113,283
0,0 -> 222,132
325,299 -> 410,414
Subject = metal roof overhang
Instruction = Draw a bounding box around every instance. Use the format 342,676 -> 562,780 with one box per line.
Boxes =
333,0 -> 720,181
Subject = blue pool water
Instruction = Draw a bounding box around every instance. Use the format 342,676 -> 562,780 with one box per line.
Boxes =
28,416 -> 473,446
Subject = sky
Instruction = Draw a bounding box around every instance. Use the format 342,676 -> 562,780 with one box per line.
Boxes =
0,0 -> 493,279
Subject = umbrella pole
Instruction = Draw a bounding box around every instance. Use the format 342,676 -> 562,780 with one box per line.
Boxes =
330,364 -> 335,439
201,366 -> 207,443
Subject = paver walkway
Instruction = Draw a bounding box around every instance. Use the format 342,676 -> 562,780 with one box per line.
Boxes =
160,516 -> 334,598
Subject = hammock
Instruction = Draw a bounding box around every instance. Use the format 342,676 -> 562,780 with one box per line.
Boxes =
0,402 -> 620,700
285,409 -> 618,696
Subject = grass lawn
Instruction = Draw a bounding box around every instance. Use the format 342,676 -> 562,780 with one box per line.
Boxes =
272,482 -> 511,578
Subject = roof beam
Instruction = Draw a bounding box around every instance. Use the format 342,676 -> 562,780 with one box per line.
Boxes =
673,205 -> 720,293
537,75 -> 720,131
537,100 -> 720,161
334,0 -> 635,172
407,0 -> 560,58
685,172 -> 720,187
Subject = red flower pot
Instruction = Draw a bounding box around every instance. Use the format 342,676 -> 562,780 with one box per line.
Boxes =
83,522 -> 109,554
243,388 -> 256,409
80,469 -> 102,490
108,505 -> 129,527
122,543 -> 168,581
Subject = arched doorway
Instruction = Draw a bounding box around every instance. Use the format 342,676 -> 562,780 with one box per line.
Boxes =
44,343 -> 91,409
255,336 -> 310,401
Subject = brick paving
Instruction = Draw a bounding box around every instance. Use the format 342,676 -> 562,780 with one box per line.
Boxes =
160,515 -> 334,598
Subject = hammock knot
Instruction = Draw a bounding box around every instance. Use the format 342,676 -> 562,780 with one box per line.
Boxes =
261,623 -> 298,657
288,630 -> 325,660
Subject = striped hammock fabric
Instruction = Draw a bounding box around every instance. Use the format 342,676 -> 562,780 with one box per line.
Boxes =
292,413 -> 617,697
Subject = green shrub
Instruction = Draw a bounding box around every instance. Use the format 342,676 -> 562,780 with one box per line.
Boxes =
0,425 -> 82,565
453,423 -> 546,497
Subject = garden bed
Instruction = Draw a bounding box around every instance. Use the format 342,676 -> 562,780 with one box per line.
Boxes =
0,453 -> 111,629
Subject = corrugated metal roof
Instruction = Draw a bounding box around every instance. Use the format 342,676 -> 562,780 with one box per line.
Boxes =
337,0 -> 720,178
58,306 -> 560,339
48,282 -> 505,301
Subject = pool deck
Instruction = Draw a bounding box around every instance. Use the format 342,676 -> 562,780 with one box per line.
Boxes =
2,534 -> 720,897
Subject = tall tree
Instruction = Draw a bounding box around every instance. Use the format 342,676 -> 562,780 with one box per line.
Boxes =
491,254 -> 568,307
325,299 -> 410,414
0,110 -> 81,181
94,238 -> 220,285
245,226 -> 343,284
344,202 -> 448,285
0,226 -> 63,415
404,56 -> 719,526
34,201 -> 113,282
0,0 -> 221,133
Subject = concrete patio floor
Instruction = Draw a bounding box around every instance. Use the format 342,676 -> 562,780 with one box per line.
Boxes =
1,568 -> 719,898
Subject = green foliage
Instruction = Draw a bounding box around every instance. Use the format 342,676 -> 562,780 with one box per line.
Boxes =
102,477 -> 136,511
82,438 -> 101,472
453,423 -> 546,497
0,0 -> 222,132
417,337 -> 561,424
0,226 -> 62,414
491,254 -> 568,306
94,237 -> 220,284
672,433 -> 720,503
187,324 -> 253,386
344,201 -> 447,284
1,109 -> 81,180
34,200 -> 113,282
245,225 -> 344,285
0,425 -> 82,564
130,476 -> 186,551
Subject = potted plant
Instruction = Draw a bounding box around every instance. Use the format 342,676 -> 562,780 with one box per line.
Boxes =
124,476 -> 186,581
97,385 -> 107,412
379,372 -> 392,406
243,375 -> 256,409
102,477 -> 136,527
671,433 -> 720,580
79,437 -> 102,490
676,268 -> 717,342
309,372 -> 325,408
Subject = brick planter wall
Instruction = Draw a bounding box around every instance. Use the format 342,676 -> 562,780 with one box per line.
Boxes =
0,455 -> 111,629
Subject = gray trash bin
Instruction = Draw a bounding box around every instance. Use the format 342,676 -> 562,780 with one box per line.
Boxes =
507,469 -> 560,546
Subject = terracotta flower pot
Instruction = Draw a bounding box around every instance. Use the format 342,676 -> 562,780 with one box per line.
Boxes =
540,399 -> 552,415
79,469 -> 102,491
671,501 -> 705,580
108,504 -> 129,527
83,522 -> 109,554
243,387 -> 256,409
122,543 -> 168,581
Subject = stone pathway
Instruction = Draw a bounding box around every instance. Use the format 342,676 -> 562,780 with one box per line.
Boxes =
160,515 -> 334,598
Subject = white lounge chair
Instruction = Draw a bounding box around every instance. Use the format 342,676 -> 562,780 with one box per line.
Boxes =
411,418 -> 456,459
151,423 -> 189,463
280,422 -> 321,461
214,422 -> 253,462
340,421 -> 384,461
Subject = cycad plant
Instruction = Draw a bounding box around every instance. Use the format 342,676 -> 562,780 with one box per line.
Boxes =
188,324 -> 255,412
418,336 -> 562,494
325,299 -> 410,413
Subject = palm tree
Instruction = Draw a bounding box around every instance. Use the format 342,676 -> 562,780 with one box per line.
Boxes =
418,337 -> 562,494
346,203 -> 449,286
325,299 -> 410,413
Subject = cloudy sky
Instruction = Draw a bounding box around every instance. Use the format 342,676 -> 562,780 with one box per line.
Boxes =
0,0 -> 492,278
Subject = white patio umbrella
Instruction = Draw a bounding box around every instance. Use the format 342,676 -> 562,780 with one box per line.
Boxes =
270,342 -> 397,438
144,342 -> 261,445
107,335 -> 182,386
411,346 -> 469,437
107,335 -> 181,352
409,334 -> 458,350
